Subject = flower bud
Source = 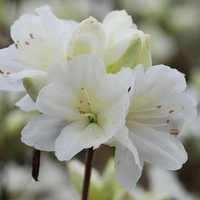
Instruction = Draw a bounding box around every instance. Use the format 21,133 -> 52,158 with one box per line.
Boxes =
106,33 -> 151,74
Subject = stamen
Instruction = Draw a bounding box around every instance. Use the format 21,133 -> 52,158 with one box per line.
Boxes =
30,33 -> 34,39
128,86 -> 131,92
78,86 -> 97,123
170,130 -> 179,136
131,106 -> 184,118
25,41 -> 30,45
6,72 -> 11,75
81,87 -> 92,107
166,119 -> 170,123
130,107 -> 160,114
128,121 -> 169,127
0,69 -> 4,74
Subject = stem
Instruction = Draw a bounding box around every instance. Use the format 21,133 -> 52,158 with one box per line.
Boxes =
81,147 -> 94,200
32,149 -> 41,181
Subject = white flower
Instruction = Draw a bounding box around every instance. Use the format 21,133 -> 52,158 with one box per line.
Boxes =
67,10 -> 152,73
21,55 -> 130,161
109,65 -> 197,190
0,5 -> 77,110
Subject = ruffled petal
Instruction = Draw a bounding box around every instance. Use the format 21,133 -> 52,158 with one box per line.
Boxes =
21,114 -> 67,151
130,65 -> 188,112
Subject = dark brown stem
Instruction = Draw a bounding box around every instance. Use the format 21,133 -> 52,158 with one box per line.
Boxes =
81,147 -> 94,200
32,148 -> 41,181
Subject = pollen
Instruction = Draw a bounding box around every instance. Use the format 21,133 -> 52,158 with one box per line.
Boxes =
166,119 -> 170,123
30,33 -> 34,39
6,72 -> 11,75
79,100 -> 83,103
25,41 -> 30,45
169,109 -> 174,113
89,20 -> 94,24
157,105 -> 162,109
170,130 -> 179,136
0,69 -> 4,74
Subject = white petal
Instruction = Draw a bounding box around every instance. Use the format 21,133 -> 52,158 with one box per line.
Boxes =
55,119 -> 115,161
48,55 -> 107,91
21,114 -> 67,151
0,75 -> 24,92
114,140 -> 142,189
7,70 -> 46,82
159,92 -> 197,131
153,65 -> 187,91
103,10 -> 136,43
35,6 -> 63,42
131,65 -> 188,110
106,127 -> 142,189
0,46 -> 33,72
15,94 -> 36,111
129,125 -> 188,170
36,83 -> 79,121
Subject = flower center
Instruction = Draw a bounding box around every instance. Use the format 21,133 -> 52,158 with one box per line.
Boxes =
76,86 -> 97,123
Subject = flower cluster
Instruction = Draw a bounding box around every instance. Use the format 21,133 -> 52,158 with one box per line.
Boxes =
0,6 -> 197,190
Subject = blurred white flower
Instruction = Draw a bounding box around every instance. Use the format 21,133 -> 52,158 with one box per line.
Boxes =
109,65 -> 197,190
21,55 -> 130,161
147,167 -> 199,200
180,85 -> 200,141
2,157 -> 78,200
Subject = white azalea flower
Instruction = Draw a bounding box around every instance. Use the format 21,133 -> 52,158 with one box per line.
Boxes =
67,10 -> 152,73
21,55 -> 130,161
0,5 -> 78,110
109,65 -> 197,190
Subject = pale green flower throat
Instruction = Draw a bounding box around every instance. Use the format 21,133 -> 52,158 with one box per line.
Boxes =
77,86 -> 97,123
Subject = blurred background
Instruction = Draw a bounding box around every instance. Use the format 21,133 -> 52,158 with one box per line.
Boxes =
0,0 -> 200,199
